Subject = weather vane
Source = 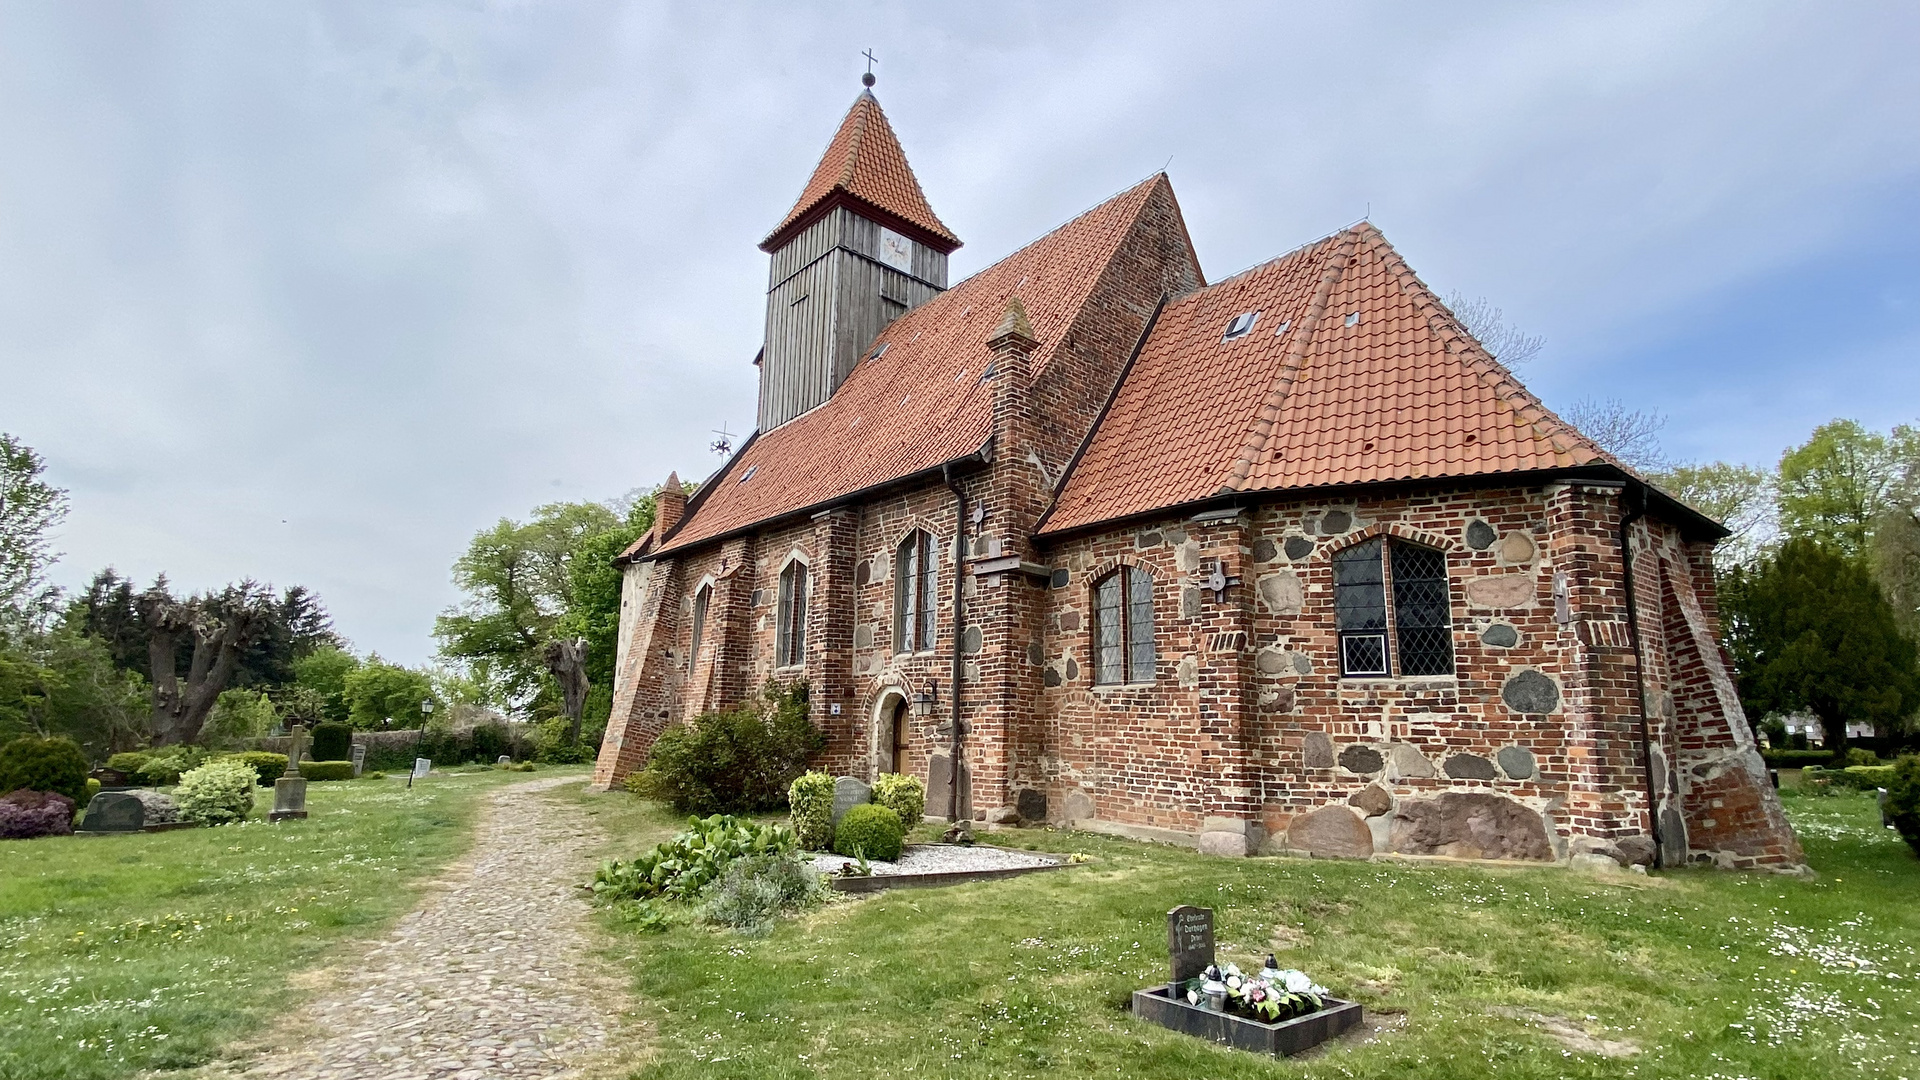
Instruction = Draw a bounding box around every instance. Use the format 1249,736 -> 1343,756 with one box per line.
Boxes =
710,424 -> 735,457
862,48 -> 877,87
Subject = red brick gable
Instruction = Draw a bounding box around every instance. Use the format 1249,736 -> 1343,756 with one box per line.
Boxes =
761,90 -> 960,253
658,176 -> 1183,557
1039,223 -> 1614,536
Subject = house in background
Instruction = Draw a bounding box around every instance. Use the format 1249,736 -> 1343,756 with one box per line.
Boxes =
592,83 -> 1805,873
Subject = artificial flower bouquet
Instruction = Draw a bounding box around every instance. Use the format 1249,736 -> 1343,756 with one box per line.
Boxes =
1181,956 -> 1331,1023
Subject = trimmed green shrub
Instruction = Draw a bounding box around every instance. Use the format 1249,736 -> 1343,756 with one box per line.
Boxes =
833,803 -> 904,862
872,773 -> 926,828
1886,755 -> 1920,857
175,759 -> 257,825
220,752 -> 289,787
0,736 -> 90,805
1761,749 -> 1835,769
310,722 -> 353,762
137,746 -> 211,786
1842,747 -> 1883,768
299,761 -> 355,781
106,751 -> 152,774
86,778 -> 101,800
787,771 -> 835,850
700,852 -> 826,935
0,789 -> 76,839
630,681 -> 824,814
590,814 -> 798,901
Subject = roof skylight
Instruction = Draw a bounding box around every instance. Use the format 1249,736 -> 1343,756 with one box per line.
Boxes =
1222,312 -> 1259,341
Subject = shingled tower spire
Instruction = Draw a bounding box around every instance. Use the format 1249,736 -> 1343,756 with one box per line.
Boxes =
756,85 -> 960,431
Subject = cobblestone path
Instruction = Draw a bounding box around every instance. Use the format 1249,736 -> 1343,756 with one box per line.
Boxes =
205,776 -> 634,1080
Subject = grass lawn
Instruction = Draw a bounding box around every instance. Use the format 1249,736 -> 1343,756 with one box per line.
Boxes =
568,785 -> 1920,1080
0,767 -> 561,1080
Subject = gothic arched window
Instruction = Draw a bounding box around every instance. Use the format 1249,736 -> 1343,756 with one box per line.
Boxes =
776,560 -> 808,668
1332,537 -> 1454,677
1092,566 -> 1155,685
893,530 -> 938,653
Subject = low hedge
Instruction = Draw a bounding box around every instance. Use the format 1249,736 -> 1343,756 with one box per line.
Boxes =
1761,749 -> 1835,768
833,803 -> 904,862
1807,765 -> 1899,791
299,760 -> 356,781
221,751 -> 289,787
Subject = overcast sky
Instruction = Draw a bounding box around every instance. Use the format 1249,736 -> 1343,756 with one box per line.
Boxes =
2,1 -> 1916,665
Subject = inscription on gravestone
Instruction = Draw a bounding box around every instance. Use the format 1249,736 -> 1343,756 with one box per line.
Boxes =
1167,905 -> 1216,988
351,743 -> 367,777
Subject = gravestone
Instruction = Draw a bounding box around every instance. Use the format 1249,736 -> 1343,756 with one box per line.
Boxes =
272,722 -> 310,822
831,776 -> 872,825
351,744 -> 368,777
81,791 -> 146,833
409,758 -> 432,785
497,755 -> 512,766
1167,905 -> 1215,989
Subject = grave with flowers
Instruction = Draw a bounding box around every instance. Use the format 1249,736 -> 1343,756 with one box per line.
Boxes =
1131,905 -> 1362,1056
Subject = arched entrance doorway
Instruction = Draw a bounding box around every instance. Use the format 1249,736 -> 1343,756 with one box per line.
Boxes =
884,697 -> 910,775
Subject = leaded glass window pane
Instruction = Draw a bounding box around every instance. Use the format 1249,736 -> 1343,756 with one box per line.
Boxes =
917,535 -> 937,651
1333,538 -> 1386,630
779,562 -> 808,667
1126,567 -> 1155,681
1391,540 -> 1453,676
1093,572 -> 1122,684
894,534 -> 920,652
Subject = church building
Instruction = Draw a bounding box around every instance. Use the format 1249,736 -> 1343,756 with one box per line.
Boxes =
590,84 -> 1804,872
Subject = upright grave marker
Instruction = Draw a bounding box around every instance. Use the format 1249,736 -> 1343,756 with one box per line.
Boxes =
1167,905 -> 1215,991
350,743 -> 367,778
272,724 -> 310,822
1134,902 -> 1363,1056
408,757 -> 431,788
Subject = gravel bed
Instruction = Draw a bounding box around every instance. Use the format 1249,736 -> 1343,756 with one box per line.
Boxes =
808,843 -> 1059,877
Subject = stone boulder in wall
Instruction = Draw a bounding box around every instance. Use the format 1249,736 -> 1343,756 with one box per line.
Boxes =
1287,805 -> 1375,859
1388,792 -> 1554,861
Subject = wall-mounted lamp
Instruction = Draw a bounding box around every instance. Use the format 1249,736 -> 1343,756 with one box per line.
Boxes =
911,678 -> 940,719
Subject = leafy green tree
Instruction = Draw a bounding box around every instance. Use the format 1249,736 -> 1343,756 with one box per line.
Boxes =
293,645 -> 360,723
1776,420 -> 1917,558
435,499 -> 631,711
1723,539 -> 1920,750
341,659 -> 439,730
1654,462 -> 1775,569
202,688 -> 278,746
0,626 -> 148,758
0,433 -> 69,630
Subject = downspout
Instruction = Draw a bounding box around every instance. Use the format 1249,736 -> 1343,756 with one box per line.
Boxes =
1617,482 -> 1662,868
942,462 -> 968,822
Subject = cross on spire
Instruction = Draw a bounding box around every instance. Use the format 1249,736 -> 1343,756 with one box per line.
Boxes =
861,48 -> 878,87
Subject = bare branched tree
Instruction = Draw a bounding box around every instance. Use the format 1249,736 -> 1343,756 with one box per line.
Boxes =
1444,291 -> 1544,367
1564,397 -> 1672,473
138,578 -> 277,745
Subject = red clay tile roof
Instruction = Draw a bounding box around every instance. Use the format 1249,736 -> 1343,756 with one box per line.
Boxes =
659,176 -> 1178,556
1039,223 -> 1614,535
761,91 -> 960,253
